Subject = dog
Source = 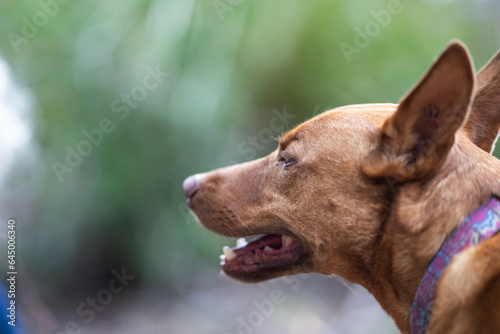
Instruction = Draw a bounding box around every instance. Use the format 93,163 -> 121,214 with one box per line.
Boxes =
183,41 -> 500,333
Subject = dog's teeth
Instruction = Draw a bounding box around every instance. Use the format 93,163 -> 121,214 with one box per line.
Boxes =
282,235 -> 294,246
223,246 -> 237,260
236,238 -> 247,247
264,246 -> 272,252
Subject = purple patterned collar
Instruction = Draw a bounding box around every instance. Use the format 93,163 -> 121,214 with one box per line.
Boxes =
411,196 -> 500,334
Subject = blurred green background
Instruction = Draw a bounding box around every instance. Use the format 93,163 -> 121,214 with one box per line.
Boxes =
0,0 -> 499,333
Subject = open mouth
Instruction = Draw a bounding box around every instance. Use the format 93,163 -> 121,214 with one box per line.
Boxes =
219,234 -> 303,278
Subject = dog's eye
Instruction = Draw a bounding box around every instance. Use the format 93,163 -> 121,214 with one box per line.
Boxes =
278,154 -> 296,168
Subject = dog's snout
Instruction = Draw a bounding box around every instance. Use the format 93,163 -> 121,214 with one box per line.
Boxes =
183,174 -> 200,202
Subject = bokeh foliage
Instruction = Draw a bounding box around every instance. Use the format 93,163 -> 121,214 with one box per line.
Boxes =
1,0 -> 499,304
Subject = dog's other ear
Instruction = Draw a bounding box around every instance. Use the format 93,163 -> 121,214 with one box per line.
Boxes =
464,48 -> 500,153
363,41 -> 475,180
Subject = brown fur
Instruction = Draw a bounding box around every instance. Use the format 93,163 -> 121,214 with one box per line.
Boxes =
465,48 -> 500,153
185,41 -> 500,333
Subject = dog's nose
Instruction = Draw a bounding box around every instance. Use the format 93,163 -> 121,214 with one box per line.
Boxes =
183,174 -> 199,202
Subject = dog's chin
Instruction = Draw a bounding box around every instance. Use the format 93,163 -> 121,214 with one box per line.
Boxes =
221,254 -> 312,283
217,234 -> 312,283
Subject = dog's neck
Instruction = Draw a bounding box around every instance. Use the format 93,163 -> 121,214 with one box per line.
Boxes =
410,196 -> 500,333
365,137 -> 500,334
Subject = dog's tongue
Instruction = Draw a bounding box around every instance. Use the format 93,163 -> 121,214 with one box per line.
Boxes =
219,234 -> 302,273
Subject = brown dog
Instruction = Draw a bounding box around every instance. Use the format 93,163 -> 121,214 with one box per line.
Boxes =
183,41 -> 500,334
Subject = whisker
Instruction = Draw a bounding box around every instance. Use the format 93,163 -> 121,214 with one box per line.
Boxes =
230,210 -> 256,236
329,275 -> 360,298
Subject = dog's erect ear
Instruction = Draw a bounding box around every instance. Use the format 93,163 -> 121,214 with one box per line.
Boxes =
464,48 -> 500,153
363,41 -> 475,180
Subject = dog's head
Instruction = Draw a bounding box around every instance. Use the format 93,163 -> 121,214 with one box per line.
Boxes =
183,41 -> 500,285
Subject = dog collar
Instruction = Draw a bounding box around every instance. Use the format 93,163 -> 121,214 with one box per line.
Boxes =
410,196 -> 500,334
